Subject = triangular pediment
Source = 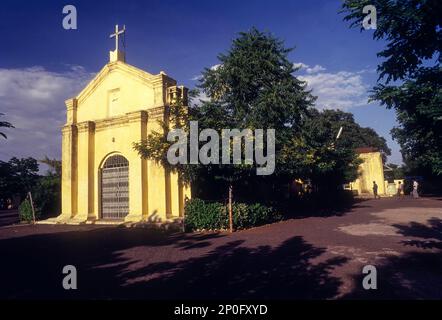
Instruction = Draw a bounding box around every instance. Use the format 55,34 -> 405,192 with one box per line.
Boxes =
76,61 -> 157,103
70,61 -> 178,122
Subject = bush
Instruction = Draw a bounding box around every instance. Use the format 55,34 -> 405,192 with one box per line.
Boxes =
184,199 -> 226,231
184,198 -> 281,231
233,202 -> 281,229
32,175 -> 61,219
19,199 -> 39,223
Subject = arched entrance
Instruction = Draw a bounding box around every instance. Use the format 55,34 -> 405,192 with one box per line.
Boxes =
101,154 -> 129,220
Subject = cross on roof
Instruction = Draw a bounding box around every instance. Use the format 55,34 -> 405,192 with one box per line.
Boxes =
109,24 -> 125,52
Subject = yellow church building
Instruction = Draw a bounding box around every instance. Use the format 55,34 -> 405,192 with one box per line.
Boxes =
55,26 -> 190,224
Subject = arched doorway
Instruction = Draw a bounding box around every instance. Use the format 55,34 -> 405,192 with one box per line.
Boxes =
101,154 -> 129,219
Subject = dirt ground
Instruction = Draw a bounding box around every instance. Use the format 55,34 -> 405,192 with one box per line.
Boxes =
0,196 -> 441,299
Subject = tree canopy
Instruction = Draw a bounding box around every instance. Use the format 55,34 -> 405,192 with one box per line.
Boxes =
307,109 -> 391,161
134,28 -> 389,201
342,0 -> 442,175
0,157 -> 39,200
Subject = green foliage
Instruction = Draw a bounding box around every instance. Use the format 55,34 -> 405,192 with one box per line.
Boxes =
199,27 -> 315,130
232,202 -> 282,230
307,109 -> 390,159
135,28 -> 316,187
184,199 -> 226,231
0,156 -> 61,218
133,98 -> 194,181
0,157 -> 39,200
376,69 -> 442,175
134,27 -> 384,201
184,198 -> 281,231
196,28 -> 316,185
279,109 -> 384,190
384,163 -> 405,181
342,0 -> 442,176
18,199 -> 38,223
298,109 -> 390,188
32,175 -> 61,218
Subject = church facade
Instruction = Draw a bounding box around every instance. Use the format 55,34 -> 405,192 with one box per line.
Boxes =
57,33 -> 190,224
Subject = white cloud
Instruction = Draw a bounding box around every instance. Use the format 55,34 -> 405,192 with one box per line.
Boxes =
293,62 -> 308,70
305,64 -> 326,74
0,66 -> 93,162
293,62 -> 326,74
294,63 -> 370,110
190,63 -> 222,81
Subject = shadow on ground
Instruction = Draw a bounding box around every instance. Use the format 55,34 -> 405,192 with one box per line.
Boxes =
344,217 -> 442,299
0,227 -> 347,299
284,198 -> 371,219
0,210 -> 19,227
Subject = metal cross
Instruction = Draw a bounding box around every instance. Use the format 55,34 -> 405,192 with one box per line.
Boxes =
109,24 -> 125,52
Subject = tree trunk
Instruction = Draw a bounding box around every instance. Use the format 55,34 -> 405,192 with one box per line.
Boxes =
228,183 -> 233,233
28,191 -> 36,224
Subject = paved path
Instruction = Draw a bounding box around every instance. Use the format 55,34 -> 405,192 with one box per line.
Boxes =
0,210 -> 19,227
0,197 -> 441,299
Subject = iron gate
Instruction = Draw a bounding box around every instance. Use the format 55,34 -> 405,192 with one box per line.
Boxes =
101,155 -> 129,219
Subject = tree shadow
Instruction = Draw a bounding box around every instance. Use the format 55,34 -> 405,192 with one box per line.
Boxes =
0,227 -> 347,299
0,210 -> 19,227
396,218 -> 442,247
107,237 -> 348,299
284,198 -> 370,219
344,218 -> 442,299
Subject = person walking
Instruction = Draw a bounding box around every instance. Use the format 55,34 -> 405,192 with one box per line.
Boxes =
397,181 -> 404,197
412,180 -> 419,198
373,181 -> 379,199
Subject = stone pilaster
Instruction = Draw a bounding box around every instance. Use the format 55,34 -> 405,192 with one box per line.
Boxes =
75,121 -> 95,221
125,111 -> 148,222
60,124 -> 77,220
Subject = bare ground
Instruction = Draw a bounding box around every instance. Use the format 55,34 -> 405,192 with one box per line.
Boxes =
0,197 -> 441,299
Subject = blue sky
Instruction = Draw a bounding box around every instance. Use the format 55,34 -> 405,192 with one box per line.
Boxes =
0,0 -> 402,164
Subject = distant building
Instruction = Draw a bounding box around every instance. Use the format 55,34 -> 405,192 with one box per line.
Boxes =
347,147 -> 386,196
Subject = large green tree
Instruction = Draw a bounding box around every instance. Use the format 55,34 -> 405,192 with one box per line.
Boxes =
194,28 -> 318,200
342,0 -> 442,175
134,28 -> 372,203
135,28 -> 316,200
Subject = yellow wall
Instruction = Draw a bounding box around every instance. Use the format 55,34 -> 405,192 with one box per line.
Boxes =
349,151 -> 386,196
58,58 -> 190,223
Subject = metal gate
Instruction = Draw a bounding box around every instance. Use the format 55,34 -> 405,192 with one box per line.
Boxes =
101,155 -> 129,219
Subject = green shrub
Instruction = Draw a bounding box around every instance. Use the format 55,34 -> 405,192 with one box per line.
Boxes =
233,202 -> 281,229
32,175 -> 61,219
19,199 -> 39,222
184,199 -> 226,231
184,198 -> 281,231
